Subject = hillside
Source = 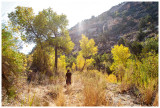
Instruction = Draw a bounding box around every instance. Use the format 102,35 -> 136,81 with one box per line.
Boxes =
69,2 -> 158,54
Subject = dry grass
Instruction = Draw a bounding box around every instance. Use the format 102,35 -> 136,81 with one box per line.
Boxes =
139,79 -> 157,105
55,87 -> 66,106
119,82 -> 131,93
153,93 -> 158,106
82,70 -> 111,106
142,88 -> 153,105
83,81 -> 107,106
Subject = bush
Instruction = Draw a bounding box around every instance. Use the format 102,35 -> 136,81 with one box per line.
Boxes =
2,25 -> 24,95
121,52 -> 158,105
106,74 -> 117,83
130,41 -> 143,56
110,44 -> 131,81
142,36 -> 158,54
136,29 -> 146,41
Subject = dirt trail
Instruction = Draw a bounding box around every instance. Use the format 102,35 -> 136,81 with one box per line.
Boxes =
106,83 -> 140,106
62,73 -> 141,106
63,73 -> 84,106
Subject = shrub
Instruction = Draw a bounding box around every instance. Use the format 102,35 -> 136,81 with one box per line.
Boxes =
58,55 -> 67,73
71,63 -> 76,71
110,44 -> 131,70
77,53 -> 94,71
110,44 -> 131,81
136,29 -> 146,41
106,74 -> 117,83
2,25 -> 24,96
142,36 -> 158,54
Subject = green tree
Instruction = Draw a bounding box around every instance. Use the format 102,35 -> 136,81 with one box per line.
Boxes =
78,34 -> 98,71
117,38 -> 125,46
136,29 -> 146,41
130,41 -> 143,56
92,54 -> 102,71
8,7 -> 74,74
142,35 -> 158,54
66,55 -> 76,69
139,18 -> 146,29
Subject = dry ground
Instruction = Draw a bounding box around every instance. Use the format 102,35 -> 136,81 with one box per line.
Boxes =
2,72 -> 141,106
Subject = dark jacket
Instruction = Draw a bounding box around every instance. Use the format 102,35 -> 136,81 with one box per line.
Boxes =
66,72 -> 72,85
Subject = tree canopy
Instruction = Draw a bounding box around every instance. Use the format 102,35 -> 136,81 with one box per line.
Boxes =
79,34 -> 98,59
8,6 -> 74,74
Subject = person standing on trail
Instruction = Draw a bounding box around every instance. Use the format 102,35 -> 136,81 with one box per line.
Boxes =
66,69 -> 72,85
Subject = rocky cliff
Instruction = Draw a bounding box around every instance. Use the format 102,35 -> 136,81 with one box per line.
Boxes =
69,2 -> 158,54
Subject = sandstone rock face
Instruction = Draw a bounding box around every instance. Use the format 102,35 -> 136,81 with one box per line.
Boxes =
69,2 -> 158,54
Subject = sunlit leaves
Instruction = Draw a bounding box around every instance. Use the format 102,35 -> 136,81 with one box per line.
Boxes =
58,55 -> 66,72
79,34 -> 98,58
56,30 -> 74,54
111,44 -> 131,65
77,34 -> 97,71
77,53 -> 85,70
8,6 -> 35,43
72,63 -> 76,71
110,44 -> 131,71
76,53 -> 95,70
106,74 -> 117,83
8,6 -> 74,73
110,44 -> 131,81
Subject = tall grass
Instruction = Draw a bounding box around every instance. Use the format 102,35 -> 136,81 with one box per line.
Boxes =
81,70 -> 112,106
153,93 -> 158,106
55,87 -> 66,106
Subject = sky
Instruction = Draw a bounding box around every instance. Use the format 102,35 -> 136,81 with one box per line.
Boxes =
1,0 -> 125,28
1,0 -> 151,54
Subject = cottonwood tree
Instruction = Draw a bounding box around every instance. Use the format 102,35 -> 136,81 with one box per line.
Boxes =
110,44 -> 131,81
8,7 -> 74,74
77,34 -> 98,71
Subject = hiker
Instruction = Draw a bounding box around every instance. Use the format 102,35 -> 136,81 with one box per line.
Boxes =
66,69 -> 72,85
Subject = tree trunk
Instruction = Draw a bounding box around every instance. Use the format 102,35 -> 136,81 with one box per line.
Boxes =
55,44 -> 58,75
80,59 -> 86,72
104,63 -> 106,73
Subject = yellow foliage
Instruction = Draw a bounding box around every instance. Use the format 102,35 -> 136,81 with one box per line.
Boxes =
48,52 -> 55,71
79,34 -> 98,58
86,58 -> 94,67
72,63 -> 76,71
77,53 -> 85,70
76,53 -> 94,70
58,55 -> 66,72
110,44 -> 131,81
110,44 -> 131,71
106,74 -> 117,83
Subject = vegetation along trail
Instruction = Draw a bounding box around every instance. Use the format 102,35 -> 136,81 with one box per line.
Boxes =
2,1 -> 158,107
